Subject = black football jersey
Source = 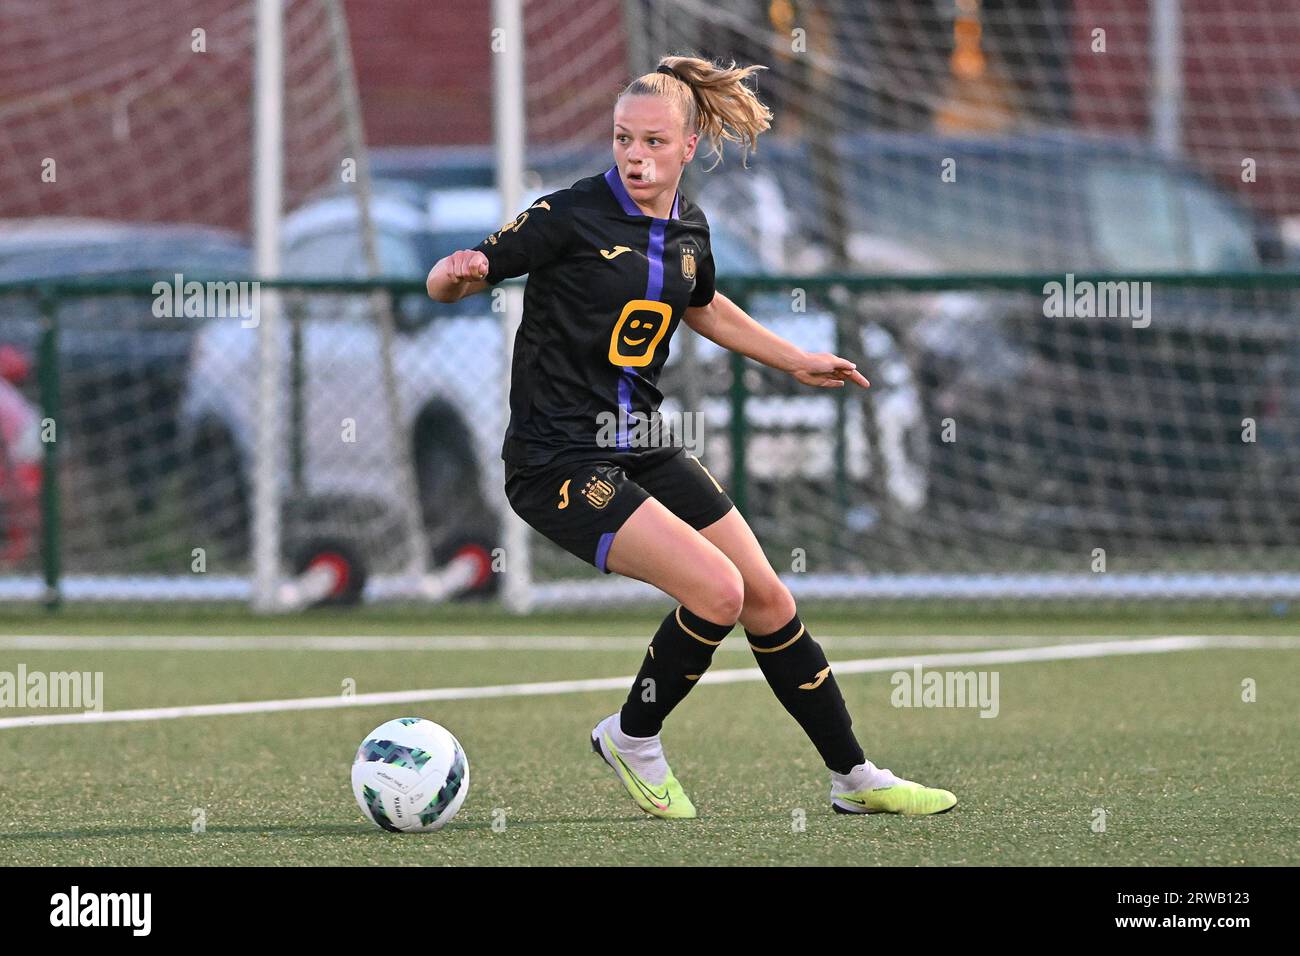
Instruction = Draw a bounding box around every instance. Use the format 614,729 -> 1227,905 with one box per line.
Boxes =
472,167 -> 716,467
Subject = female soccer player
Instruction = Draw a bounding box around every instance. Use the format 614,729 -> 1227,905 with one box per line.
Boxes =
426,55 -> 956,819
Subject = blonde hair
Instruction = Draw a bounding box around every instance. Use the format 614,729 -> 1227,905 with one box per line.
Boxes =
618,54 -> 773,170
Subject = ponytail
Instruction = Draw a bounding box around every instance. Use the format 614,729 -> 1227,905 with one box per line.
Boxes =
619,54 -> 773,170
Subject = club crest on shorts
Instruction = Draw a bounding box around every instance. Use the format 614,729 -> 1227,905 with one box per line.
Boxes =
680,244 -> 697,282
581,475 -> 616,509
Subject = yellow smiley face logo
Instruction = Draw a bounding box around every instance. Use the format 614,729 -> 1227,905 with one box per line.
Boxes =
608,299 -> 673,367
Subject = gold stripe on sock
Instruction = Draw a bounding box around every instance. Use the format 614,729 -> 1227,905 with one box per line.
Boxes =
676,605 -> 726,646
748,623 -> 805,654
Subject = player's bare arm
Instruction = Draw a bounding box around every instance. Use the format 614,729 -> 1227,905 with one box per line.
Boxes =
425,249 -> 490,303
683,290 -> 870,389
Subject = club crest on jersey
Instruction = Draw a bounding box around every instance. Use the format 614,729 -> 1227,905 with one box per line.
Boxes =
680,244 -> 697,282
581,475 -> 616,509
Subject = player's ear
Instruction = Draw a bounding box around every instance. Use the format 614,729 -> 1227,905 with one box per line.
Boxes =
683,132 -> 698,164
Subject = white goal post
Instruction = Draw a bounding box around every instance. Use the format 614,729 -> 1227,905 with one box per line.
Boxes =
1,0 -> 1298,610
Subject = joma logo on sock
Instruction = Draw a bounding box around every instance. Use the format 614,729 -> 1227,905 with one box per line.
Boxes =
49,886 -> 151,936
890,666 -> 999,718
798,666 -> 831,690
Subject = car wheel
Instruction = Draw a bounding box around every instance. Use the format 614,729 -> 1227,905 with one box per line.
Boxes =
846,321 -> 930,532
412,405 -> 490,539
184,421 -> 250,562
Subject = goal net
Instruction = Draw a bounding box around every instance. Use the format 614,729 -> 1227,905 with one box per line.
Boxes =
0,0 -> 434,604
503,0 -> 1300,609
2,0 -> 1298,610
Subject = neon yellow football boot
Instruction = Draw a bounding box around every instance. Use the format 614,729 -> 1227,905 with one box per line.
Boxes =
831,762 -> 957,816
590,713 -> 697,820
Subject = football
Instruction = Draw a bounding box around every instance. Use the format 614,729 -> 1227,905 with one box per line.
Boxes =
351,718 -> 469,832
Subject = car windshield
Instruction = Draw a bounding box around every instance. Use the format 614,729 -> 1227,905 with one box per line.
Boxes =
708,227 -> 759,275
823,140 -> 1262,274
1085,164 -> 1259,271
0,239 -> 250,281
833,150 -> 1087,271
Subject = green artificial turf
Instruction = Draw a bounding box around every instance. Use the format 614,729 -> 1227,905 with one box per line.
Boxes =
0,611 -> 1294,865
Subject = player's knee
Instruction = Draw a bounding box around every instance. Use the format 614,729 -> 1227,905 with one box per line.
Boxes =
743,575 -> 797,630
697,559 -> 744,626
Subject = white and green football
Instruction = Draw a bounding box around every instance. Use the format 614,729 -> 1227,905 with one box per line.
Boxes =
351,717 -> 469,832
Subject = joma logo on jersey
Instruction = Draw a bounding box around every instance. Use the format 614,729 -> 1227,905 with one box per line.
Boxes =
680,244 -> 697,281
581,476 -> 617,509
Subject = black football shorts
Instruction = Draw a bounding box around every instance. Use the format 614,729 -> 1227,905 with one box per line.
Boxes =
504,445 -> 735,573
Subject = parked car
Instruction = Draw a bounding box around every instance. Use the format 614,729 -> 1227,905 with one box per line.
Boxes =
179,187 -> 532,578
180,174 -> 934,573
371,149 -> 943,528
698,132 -> 1300,542
0,346 -> 40,567
367,144 -> 607,194
0,220 -> 251,559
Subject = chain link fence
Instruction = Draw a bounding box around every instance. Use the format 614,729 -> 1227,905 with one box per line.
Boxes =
2,271 -> 1297,609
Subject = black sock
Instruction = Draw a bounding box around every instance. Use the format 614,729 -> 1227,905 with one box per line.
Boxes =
618,604 -> 733,737
747,612 -> 865,774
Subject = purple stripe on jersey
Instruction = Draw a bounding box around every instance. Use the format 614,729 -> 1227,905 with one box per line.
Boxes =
604,166 -> 678,451
604,166 -> 641,216
604,166 -> 681,222
646,217 -> 668,299
595,531 -> 616,573
617,370 -> 633,449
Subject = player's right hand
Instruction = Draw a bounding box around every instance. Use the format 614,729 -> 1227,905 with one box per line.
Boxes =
447,250 -> 489,282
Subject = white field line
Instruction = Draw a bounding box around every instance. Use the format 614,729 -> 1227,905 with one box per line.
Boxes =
1,633 -> 1295,653
0,635 -> 1291,731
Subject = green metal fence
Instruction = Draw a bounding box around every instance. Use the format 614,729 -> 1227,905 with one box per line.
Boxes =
1,270 -> 1297,607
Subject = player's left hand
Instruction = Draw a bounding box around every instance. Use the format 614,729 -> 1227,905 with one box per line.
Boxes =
790,351 -> 870,389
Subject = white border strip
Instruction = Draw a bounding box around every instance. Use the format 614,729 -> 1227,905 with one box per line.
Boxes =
2,571 -> 1300,602
0,635 -> 1290,730
0,633 -> 1296,652
530,573 -> 1300,604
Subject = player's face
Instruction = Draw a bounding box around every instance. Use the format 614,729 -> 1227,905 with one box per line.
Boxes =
613,95 -> 698,202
